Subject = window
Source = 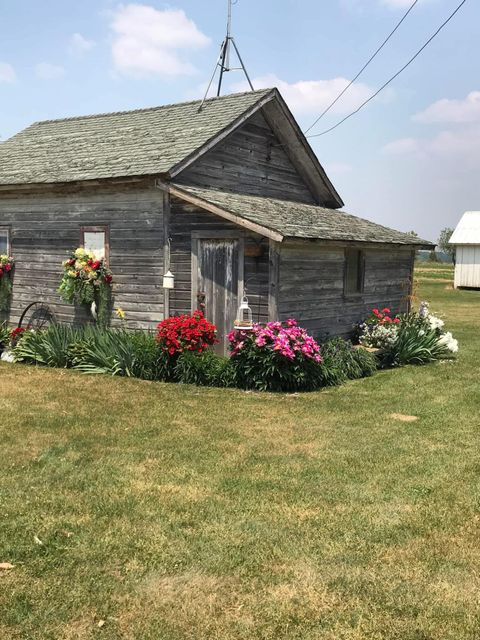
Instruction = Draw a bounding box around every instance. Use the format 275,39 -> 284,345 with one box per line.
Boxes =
344,248 -> 364,295
80,226 -> 109,262
0,227 -> 10,255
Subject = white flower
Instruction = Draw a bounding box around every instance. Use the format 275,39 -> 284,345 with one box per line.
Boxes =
438,331 -> 459,353
428,314 -> 445,331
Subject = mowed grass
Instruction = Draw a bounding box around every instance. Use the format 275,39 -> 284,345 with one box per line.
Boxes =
1,274 -> 480,639
415,260 -> 455,283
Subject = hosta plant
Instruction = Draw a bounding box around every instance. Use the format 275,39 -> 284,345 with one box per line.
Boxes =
58,248 -> 113,328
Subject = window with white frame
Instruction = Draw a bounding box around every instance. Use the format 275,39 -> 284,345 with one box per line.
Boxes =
80,226 -> 108,262
0,228 -> 10,255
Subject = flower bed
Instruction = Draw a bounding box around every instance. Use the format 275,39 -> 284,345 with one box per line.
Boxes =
4,301 -> 456,392
357,302 -> 458,366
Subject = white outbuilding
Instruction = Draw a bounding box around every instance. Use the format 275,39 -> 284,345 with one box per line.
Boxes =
449,211 -> 480,289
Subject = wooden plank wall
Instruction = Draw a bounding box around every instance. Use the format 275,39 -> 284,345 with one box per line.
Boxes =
176,111 -> 315,204
0,180 -> 164,329
169,197 -> 270,323
277,242 -> 414,338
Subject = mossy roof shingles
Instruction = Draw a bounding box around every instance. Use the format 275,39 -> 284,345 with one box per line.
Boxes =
0,89 -> 273,186
172,184 -> 432,246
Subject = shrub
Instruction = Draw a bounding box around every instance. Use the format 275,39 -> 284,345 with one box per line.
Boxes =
228,320 -> 323,392
319,337 -> 378,386
174,350 -> 236,388
156,310 -> 217,356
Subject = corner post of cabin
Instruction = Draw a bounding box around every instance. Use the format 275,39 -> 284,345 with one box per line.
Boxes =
268,239 -> 280,321
162,188 -> 171,320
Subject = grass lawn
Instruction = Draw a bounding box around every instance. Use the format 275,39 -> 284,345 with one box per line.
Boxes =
1,270 -> 479,639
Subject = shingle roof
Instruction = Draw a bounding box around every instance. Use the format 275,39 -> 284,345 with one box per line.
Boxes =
171,184 -> 433,246
449,211 -> 480,244
0,89 -> 274,186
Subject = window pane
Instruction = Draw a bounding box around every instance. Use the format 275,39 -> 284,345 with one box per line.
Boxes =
84,231 -> 105,259
0,230 -> 9,255
345,249 -> 362,294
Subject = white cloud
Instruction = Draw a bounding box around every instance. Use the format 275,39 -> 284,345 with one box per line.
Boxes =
232,74 -> 376,115
35,63 -> 65,80
413,91 -> 480,124
110,4 -> 210,77
0,62 -> 16,83
383,137 -> 420,155
69,33 -> 95,56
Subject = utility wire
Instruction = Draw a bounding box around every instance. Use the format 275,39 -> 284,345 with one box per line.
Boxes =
308,0 -> 468,139
304,0 -> 420,134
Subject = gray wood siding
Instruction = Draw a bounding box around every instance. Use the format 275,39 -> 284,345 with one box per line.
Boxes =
277,242 -> 414,338
0,181 -> 164,329
169,197 -> 270,323
175,111 -> 316,204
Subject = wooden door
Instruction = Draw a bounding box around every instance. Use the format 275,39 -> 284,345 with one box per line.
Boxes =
195,238 -> 242,355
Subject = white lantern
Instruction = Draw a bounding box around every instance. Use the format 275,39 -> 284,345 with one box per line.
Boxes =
163,270 -> 175,289
234,295 -> 253,330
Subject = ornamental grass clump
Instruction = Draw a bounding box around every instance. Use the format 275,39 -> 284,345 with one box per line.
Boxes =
58,248 -> 113,328
228,319 -> 323,392
319,337 -> 378,386
0,255 -> 14,311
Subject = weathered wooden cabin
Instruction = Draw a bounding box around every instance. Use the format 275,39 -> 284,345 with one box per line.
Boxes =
0,88 -> 431,353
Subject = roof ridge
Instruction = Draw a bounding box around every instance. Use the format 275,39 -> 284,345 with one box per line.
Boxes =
29,88 -> 275,127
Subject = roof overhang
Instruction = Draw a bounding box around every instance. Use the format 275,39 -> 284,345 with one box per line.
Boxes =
156,181 -> 284,242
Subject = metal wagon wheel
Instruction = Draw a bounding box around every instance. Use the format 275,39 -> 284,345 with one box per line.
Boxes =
18,302 -> 57,331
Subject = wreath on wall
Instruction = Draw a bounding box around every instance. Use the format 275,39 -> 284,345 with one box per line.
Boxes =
0,255 -> 14,312
58,248 -> 113,327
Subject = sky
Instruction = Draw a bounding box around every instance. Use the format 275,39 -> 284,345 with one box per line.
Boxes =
0,0 -> 478,242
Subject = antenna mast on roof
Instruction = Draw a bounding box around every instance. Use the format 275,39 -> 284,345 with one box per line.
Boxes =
198,0 -> 254,111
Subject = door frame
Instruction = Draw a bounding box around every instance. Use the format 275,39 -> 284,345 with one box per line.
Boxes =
191,230 -> 245,315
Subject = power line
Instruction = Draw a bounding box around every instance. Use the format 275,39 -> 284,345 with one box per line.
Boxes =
304,0 -> 420,135
308,0 -> 469,139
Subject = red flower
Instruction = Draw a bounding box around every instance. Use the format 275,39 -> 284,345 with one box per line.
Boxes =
382,308 -> 391,314
104,274 -> 113,284
5,263 -> 11,272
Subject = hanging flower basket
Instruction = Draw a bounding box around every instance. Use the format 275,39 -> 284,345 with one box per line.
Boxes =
0,255 -> 14,312
58,248 -> 113,327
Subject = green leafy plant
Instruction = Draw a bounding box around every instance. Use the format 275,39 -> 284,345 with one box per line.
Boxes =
319,337 -> 378,386
174,350 -> 236,388
0,255 -> 14,312
14,325 -> 85,368
0,322 -> 10,351
384,313 -> 455,367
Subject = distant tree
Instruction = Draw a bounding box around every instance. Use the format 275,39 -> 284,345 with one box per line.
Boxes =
438,227 -> 455,263
428,249 -> 439,263
407,230 -> 419,237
